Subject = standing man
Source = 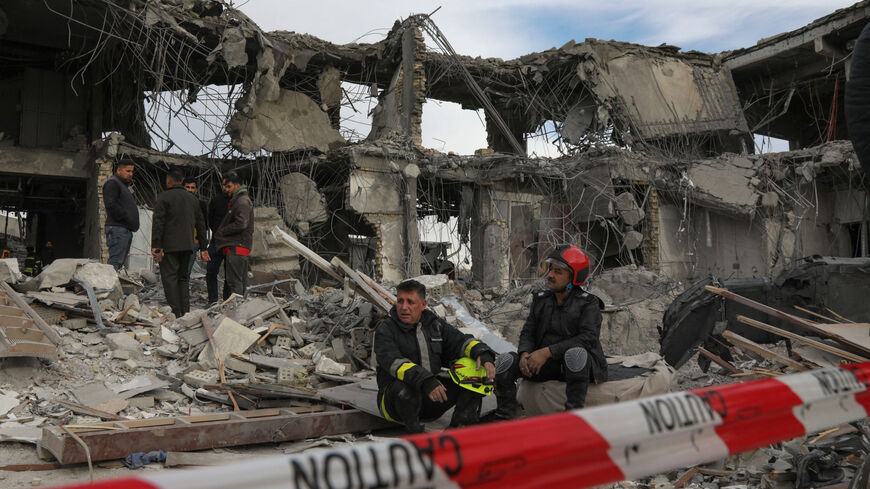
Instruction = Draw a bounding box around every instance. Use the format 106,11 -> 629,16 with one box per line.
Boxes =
205,182 -> 230,305
151,169 -> 209,317
493,244 -> 607,418
374,280 -> 496,433
102,162 -> 139,270
182,177 -> 209,278
213,172 -> 254,297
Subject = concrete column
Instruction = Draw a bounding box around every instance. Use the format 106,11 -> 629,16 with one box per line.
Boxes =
403,163 -> 421,277
470,186 -> 510,289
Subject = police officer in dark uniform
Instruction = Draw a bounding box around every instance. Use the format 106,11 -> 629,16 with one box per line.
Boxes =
493,245 -> 607,418
374,279 -> 497,433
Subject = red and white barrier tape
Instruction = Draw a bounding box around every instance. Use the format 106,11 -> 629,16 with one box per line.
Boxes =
51,362 -> 870,489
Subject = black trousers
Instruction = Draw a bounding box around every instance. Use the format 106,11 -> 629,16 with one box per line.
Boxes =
495,350 -> 590,414
205,243 -> 228,303
378,376 -> 483,432
159,251 -> 191,317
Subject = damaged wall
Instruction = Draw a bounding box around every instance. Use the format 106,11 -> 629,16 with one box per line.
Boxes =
228,89 -> 344,154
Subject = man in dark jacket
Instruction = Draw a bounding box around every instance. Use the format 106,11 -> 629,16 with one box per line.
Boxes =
205,188 -> 230,304
212,172 -> 254,297
375,280 -> 496,433
151,169 -> 209,317
102,162 -> 139,270
494,245 -> 606,418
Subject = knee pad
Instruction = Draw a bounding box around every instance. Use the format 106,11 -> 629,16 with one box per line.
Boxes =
495,352 -> 516,375
396,383 -> 417,401
564,347 -> 588,373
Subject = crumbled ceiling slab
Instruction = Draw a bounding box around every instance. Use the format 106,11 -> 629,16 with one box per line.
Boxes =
685,156 -> 759,214
281,173 -> 328,233
227,89 -> 344,154
576,41 -> 749,142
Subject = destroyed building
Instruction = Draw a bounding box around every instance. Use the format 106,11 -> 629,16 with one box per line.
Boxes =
0,0 -> 867,289
1,1 -> 870,487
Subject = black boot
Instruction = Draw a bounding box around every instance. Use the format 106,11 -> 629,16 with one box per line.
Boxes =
494,381 -> 519,419
449,389 -> 482,428
493,352 -> 521,419
394,384 -> 425,433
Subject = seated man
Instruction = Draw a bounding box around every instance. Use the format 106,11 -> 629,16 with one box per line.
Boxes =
494,244 -> 607,418
375,279 -> 496,433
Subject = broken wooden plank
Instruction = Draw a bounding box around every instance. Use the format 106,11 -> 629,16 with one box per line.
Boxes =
736,315 -> 867,363
706,285 -> 870,358
201,316 -> 239,411
697,347 -> 742,374
721,330 -> 808,371
39,408 -> 389,464
272,225 -> 390,311
358,270 -> 396,305
271,226 -> 341,281
54,400 -> 127,421
330,257 -> 392,313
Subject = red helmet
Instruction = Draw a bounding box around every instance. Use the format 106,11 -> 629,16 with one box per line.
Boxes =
546,245 -> 590,286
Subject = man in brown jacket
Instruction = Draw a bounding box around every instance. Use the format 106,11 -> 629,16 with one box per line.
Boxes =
213,172 -> 254,297
151,169 -> 209,317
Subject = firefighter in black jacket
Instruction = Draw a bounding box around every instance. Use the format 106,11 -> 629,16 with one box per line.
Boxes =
375,279 -> 496,433
494,245 -> 607,418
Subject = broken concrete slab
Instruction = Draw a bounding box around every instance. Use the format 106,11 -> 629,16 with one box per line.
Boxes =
685,157 -> 759,215
0,423 -> 41,444
73,263 -> 120,291
615,192 -> 645,226
69,382 -> 117,409
0,390 -> 19,416
197,317 -> 260,368
0,259 -> 22,283
104,333 -> 142,356
227,89 -> 344,154
225,298 -> 280,326
34,259 -> 89,289
280,173 -> 329,232
315,356 -> 347,376
250,207 -> 301,273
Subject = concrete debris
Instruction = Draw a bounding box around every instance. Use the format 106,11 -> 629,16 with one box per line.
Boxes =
2,0 -> 870,484
227,89 -> 345,154
0,390 -> 20,416
280,173 -> 329,233
0,258 -> 23,283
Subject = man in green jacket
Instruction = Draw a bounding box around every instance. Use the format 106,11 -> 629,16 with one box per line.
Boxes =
151,169 -> 209,317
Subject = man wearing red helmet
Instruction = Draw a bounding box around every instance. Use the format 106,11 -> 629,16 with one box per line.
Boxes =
493,244 -> 607,417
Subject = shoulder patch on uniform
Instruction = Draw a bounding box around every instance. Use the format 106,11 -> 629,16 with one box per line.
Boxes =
537,291 -> 546,297
581,292 -> 589,298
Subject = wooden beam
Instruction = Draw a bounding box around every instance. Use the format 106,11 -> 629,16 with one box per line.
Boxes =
39,408 -> 390,464
736,315 -> 867,363
705,286 -> 870,357
330,257 -> 392,313
271,226 -> 341,281
722,330 -> 807,371
698,347 -> 742,374
358,270 -> 396,305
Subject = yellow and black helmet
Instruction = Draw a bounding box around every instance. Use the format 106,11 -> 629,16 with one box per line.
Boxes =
449,356 -> 494,396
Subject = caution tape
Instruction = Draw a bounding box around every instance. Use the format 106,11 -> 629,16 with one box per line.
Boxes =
50,362 -> 870,489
